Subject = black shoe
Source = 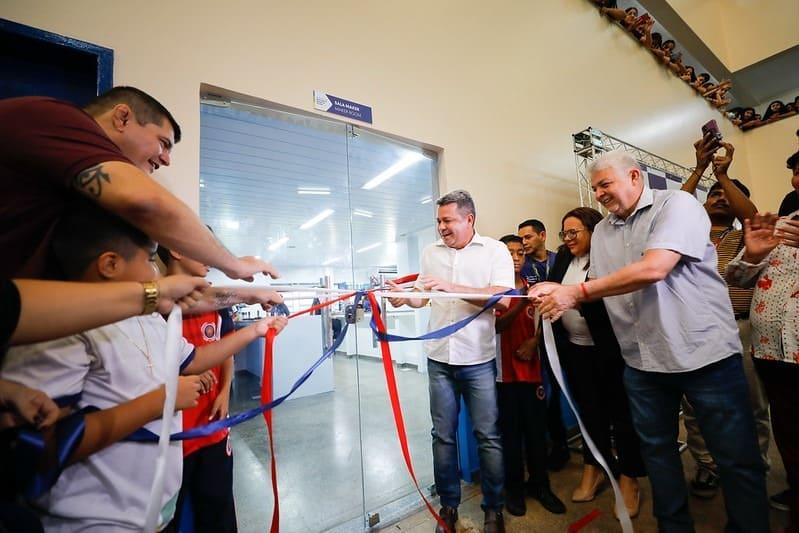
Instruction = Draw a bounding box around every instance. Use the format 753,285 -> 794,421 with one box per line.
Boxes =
435,506 -> 457,533
529,485 -> 567,515
547,446 -> 570,472
690,467 -> 719,499
770,489 -> 792,512
484,509 -> 505,533
505,491 -> 526,516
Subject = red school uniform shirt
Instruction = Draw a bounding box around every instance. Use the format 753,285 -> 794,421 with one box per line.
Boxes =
181,309 -> 234,456
495,298 -> 542,383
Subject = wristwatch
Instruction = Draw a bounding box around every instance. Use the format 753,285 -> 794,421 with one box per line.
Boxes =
142,281 -> 160,314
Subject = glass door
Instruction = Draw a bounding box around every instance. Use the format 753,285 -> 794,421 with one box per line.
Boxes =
345,126 -> 438,528
199,99 -> 438,532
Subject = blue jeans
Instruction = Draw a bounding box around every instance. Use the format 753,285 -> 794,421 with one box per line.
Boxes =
623,355 -> 768,533
427,359 -> 504,511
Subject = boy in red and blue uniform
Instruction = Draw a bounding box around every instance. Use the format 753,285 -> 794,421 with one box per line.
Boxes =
160,246 -> 237,533
495,235 -> 565,517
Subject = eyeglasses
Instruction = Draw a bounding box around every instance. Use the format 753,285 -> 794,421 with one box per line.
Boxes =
558,229 -> 585,242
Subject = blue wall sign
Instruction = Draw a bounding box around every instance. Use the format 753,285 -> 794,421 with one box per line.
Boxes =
313,90 -> 373,124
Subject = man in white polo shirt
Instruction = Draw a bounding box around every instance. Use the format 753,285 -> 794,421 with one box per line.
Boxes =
387,190 -> 514,533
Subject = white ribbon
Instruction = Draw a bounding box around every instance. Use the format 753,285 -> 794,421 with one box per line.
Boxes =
207,284 -> 635,530
542,320 -> 633,533
143,307 -> 183,533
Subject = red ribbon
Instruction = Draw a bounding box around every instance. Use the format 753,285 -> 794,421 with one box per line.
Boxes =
568,509 -> 602,532
263,327 -> 279,533
366,291 -> 450,533
259,273 -> 432,532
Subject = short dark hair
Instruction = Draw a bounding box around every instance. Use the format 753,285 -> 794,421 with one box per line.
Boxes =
156,244 -> 173,266
518,219 -> 546,233
158,225 -> 213,265
500,234 -> 523,245
52,199 -> 153,280
651,32 -> 663,47
709,179 -> 751,198
788,150 -> 799,171
437,190 -> 476,219
697,73 -> 710,83
84,86 -> 181,143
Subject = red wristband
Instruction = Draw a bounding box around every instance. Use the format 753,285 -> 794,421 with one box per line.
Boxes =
579,282 -> 589,300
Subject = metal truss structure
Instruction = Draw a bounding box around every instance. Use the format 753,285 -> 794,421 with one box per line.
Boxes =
573,127 -> 715,210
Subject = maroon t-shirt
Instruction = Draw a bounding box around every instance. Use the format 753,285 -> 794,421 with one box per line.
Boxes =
0,97 -> 133,278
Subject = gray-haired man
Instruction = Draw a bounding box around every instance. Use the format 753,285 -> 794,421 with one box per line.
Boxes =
529,151 -> 768,532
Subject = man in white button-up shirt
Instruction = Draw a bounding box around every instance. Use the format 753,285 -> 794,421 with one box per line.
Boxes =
387,190 -> 513,533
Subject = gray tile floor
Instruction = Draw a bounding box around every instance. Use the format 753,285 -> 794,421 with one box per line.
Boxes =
391,430 -> 791,533
230,356 -> 791,532
230,354 -> 436,533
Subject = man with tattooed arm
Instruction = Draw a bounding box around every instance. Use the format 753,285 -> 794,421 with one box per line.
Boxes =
0,86 -> 278,289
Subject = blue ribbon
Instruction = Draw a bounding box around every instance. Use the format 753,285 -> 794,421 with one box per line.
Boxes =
16,288 -> 516,498
128,293 -> 366,442
369,288 -> 517,342
126,287 -> 515,443
14,406 -> 95,500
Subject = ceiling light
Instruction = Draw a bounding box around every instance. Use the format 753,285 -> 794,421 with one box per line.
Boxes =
322,257 -> 342,266
353,209 -> 373,218
297,187 -> 331,195
221,219 -> 240,230
268,236 -> 289,251
362,152 -> 425,190
356,242 -> 381,253
300,208 -> 334,230
420,196 -> 432,204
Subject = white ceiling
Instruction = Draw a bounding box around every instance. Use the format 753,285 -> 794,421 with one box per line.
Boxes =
199,103 -> 438,270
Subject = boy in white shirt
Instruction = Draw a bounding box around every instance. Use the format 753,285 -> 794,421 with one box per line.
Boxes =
2,202 -> 286,531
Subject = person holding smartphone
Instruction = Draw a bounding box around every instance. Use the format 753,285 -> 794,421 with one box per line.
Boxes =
680,133 -> 772,499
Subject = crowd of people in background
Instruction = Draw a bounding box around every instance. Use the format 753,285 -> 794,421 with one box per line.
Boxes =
590,0 -> 799,134
730,95 -> 799,130
590,1 -> 733,111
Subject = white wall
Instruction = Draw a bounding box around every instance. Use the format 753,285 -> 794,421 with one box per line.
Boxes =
4,0 -> 765,247
737,115 -> 799,212
668,0 -> 799,72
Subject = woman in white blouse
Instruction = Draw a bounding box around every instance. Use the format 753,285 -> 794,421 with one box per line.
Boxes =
726,151 -> 799,530
546,207 -> 646,518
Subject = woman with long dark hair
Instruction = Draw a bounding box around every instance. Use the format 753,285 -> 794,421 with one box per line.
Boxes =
763,100 -> 786,121
546,207 -> 646,517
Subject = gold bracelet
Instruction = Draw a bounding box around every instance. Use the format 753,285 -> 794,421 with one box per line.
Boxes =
141,281 -> 159,314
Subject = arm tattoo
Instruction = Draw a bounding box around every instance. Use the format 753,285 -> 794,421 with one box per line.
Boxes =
74,164 -> 111,198
212,290 -> 240,308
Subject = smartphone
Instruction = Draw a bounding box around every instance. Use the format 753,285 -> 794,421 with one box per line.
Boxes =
702,119 -> 723,143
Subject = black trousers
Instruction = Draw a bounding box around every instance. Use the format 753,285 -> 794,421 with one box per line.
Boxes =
166,437 -> 237,533
497,382 -> 549,495
560,342 -> 646,478
755,358 -> 799,532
